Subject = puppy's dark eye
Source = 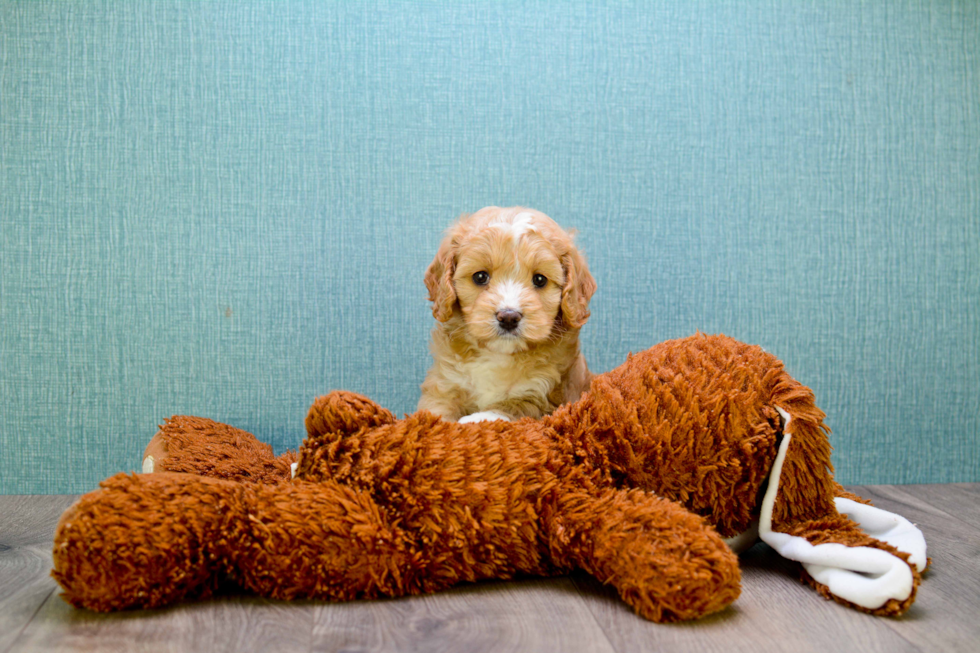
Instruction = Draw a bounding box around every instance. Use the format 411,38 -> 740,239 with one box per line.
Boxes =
472,271 -> 490,286
532,273 -> 548,288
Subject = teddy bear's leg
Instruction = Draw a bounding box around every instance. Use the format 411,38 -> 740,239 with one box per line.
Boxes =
759,408 -> 925,615
53,472 -> 446,612
52,472 -> 252,611
142,415 -> 297,484
552,486 -> 741,622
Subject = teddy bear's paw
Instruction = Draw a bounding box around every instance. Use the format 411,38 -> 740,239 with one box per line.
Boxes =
561,488 -> 741,622
619,542 -> 742,623
141,430 -> 170,473
142,417 -> 294,483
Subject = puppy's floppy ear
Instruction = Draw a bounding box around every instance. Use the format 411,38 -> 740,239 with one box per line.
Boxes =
424,222 -> 462,322
560,245 -> 596,329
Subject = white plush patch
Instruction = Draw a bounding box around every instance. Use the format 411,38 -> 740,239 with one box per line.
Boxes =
141,456 -> 154,474
290,461 -> 298,479
723,520 -> 760,554
458,410 -> 511,423
834,497 -> 927,572
757,407 -> 923,610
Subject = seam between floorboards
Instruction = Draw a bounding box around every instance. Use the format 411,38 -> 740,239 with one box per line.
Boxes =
308,600 -> 315,653
3,586 -> 56,653
572,579 -> 621,653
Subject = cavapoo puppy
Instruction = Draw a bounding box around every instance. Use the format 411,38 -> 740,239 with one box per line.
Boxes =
419,207 -> 596,423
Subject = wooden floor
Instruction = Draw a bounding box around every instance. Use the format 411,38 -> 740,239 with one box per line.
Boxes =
1,484 -> 977,653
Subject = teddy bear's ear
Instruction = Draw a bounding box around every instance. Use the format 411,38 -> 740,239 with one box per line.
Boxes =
298,392 -> 396,482
305,391 -> 396,442
424,220 -> 464,322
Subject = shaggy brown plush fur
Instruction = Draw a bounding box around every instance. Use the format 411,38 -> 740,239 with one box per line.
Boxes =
51,334 -> 922,621
144,415 -> 298,484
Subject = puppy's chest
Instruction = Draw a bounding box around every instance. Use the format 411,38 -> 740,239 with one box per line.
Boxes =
445,352 -> 558,408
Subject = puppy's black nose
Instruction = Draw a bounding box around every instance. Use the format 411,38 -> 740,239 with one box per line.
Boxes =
496,309 -> 523,332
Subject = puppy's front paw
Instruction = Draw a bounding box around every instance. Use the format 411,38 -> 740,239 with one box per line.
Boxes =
458,410 -> 511,424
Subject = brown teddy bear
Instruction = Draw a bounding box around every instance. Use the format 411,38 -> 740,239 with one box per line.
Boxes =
51,334 -> 927,622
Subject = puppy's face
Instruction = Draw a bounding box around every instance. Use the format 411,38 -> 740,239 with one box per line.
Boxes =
425,208 -> 595,354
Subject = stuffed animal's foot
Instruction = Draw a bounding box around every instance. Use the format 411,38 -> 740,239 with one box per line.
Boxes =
792,498 -> 927,615
557,487 -> 741,622
53,473 -> 251,611
760,408 -> 925,615
142,415 -> 296,484
767,515 -> 922,615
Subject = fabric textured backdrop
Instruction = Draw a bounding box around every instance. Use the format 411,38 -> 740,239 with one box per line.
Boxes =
1,1 -> 977,494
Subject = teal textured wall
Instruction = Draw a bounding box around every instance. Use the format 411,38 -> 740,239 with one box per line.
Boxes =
1,1 -> 978,494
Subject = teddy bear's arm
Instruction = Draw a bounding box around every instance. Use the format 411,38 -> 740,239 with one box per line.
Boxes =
53,470 -> 449,612
56,464 -> 554,612
142,392 -> 398,485
53,472 -> 253,611
551,486 -> 741,623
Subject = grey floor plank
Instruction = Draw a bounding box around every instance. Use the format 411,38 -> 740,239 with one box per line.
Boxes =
2,486 -> 979,653
572,484 -> 980,653
890,482 -> 980,525
0,496 -> 79,545
0,496 -> 78,653
17,577 -> 614,653
848,484 -> 980,653
571,545 -> 918,653
12,594 -> 316,653
309,577 -> 615,653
